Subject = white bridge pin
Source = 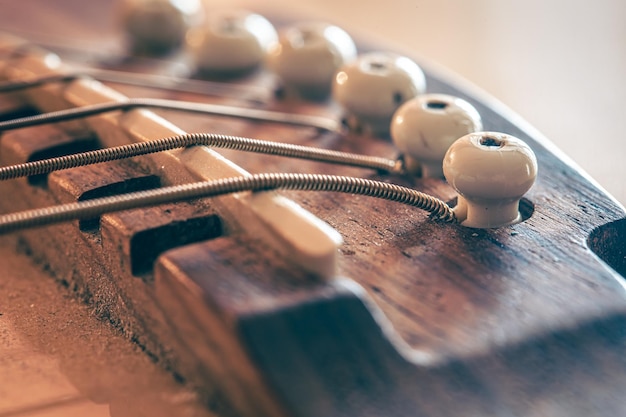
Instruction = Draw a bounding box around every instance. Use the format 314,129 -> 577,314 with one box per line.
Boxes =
390,94 -> 482,177
266,22 -> 357,101
118,0 -> 204,55
186,10 -> 278,77
332,52 -> 426,135
443,132 -> 538,228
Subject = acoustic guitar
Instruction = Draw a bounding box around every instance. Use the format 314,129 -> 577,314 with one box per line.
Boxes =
0,1 -> 624,416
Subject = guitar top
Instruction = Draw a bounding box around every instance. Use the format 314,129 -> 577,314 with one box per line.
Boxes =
0,1 -> 625,416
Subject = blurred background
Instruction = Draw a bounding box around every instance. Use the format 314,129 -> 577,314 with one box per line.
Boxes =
214,0 -> 626,206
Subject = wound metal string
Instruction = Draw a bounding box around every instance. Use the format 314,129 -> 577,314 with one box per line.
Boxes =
0,173 -> 456,234
0,133 -> 404,180
0,70 -> 270,103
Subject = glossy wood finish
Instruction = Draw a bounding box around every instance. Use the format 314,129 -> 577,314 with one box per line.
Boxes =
1,1 -> 625,416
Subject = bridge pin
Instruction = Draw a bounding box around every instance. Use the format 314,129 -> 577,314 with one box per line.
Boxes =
443,132 -> 537,228
186,10 -> 278,77
391,94 -> 482,177
118,0 -> 204,55
332,52 -> 426,135
266,22 -> 357,101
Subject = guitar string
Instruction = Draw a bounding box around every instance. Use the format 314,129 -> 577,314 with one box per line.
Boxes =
0,69 -> 271,104
0,97 -> 341,134
0,173 -> 456,234
0,132 -> 404,180
0,74 -> 83,93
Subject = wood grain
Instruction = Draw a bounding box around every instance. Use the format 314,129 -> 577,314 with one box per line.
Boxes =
0,1 -> 625,416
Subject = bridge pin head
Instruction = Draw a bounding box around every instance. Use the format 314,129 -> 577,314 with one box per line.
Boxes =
266,22 -> 357,101
391,94 -> 482,177
187,10 -> 278,77
443,132 -> 538,228
332,52 -> 426,136
119,0 -> 204,55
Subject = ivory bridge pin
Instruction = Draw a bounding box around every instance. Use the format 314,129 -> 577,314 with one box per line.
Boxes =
332,52 -> 426,135
267,22 -> 357,101
119,0 -> 204,56
186,9 -> 278,77
443,132 -> 538,228
390,94 -> 483,178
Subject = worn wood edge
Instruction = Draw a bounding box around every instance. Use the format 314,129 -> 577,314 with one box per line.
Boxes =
148,235 -> 402,417
154,254 -> 290,417
192,224 -> 625,415
237,284 -> 626,416
150,233 -> 626,416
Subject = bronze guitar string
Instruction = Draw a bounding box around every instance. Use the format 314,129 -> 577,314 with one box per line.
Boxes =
0,132 -> 403,180
0,173 -> 456,234
0,70 -> 271,103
